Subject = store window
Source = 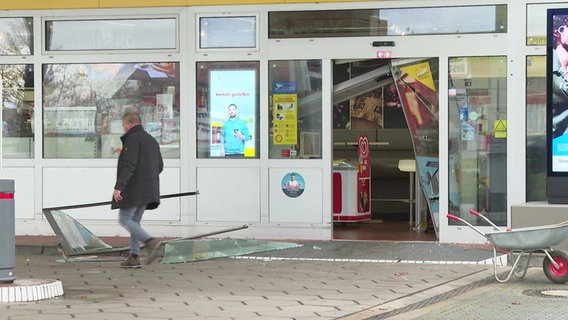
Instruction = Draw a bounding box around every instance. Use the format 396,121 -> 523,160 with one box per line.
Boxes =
196,61 -> 259,158
269,5 -> 507,38
0,17 -> 33,55
448,56 -> 508,226
526,55 -> 546,201
45,18 -> 177,51
42,62 -> 180,158
198,16 -> 257,49
268,60 -> 322,159
527,3 -> 567,46
1,64 -> 34,158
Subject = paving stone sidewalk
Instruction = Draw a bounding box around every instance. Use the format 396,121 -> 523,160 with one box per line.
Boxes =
3,241 -> 498,320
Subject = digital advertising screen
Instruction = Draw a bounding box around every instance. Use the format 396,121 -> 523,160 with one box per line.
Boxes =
209,69 -> 257,157
546,8 -> 568,203
548,8 -> 568,175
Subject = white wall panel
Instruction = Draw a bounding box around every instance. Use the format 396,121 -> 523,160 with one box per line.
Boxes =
0,168 -> 35,219
196,167 -> 260,222
43,167 -> 181,221
269,168 -> 322,223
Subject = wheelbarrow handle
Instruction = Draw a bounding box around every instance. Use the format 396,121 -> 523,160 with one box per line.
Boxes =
447,214 -> 460,221
469,209 -> 501,231
469,210 -> 481,217
446,213 -> 488,238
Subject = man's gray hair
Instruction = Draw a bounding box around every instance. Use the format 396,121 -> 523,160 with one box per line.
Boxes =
122,110 -> 141,125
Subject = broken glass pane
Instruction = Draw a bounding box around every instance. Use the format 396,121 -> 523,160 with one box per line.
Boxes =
43,209 -> 113,255
162,239 -> 302,264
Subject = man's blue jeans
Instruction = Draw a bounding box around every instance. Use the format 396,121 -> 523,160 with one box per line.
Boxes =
119,205 -> 151,255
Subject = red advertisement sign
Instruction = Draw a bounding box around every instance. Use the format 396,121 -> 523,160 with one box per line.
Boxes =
357,134 -> 371,213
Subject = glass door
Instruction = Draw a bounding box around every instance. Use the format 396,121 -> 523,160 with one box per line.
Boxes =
447,56 -> 508,227
332,58 -> 440,241
390,58 -> 440,236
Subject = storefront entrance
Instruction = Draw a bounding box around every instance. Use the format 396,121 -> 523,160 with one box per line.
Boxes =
332,58 -> 439,242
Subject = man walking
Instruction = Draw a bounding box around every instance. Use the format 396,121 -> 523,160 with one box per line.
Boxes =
112,110 -> 163,268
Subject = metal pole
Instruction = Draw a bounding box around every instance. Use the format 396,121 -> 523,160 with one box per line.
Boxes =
43,191 -> 199,211
409,172 -> 414,228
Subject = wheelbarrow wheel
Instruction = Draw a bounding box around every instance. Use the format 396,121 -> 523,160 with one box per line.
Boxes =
543,250 -> 568,284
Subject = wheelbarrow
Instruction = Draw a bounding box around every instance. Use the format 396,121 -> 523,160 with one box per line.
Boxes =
447,209 -> 568,283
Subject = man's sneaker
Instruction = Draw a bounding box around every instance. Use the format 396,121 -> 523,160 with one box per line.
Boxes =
144,238 -> 164,265
121,254 -> 141,268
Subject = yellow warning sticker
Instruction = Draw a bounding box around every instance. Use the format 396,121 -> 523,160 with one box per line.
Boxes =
494,120 -> 506,138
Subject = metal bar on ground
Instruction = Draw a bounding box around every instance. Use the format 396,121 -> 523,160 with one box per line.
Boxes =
43,191 -> 199,211
167,225 -> 249,243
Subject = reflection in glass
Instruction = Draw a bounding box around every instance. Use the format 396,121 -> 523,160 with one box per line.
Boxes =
448,56 -> 507,226
42,63 -> 180,158
199,16 -> 256,49
269,5 -> 506,38
526,56 -> 546,201
527,3 -> 568,46
0,18 -> 33,55
196,61 -> 259,159
268,60 -> 322,159
45,18 -> 176,51
1,64 -> 34,158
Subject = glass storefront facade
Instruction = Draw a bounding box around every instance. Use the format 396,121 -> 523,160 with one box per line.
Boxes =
196,61 -> 259,158
448,56 -> 508,226
268,60 -> 323,159
526,55 -> 546,202
0,17 -> 34,158
269,5 -> 507,38
45,18 -> 177,51
0,17 -> 32,55
1,64 -> 34,158
42,62 -> 180,158
0,0 -> 556,243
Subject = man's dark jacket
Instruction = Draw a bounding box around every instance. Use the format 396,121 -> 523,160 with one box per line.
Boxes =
111,124 -> 163,210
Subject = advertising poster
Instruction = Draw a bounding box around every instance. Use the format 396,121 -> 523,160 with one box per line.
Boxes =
394,60 -> 439,151
273,93 -> 298,145
209,69 -> 256,157
392,59 -> 439,232
157,93 -> 173,119
350,87 -> 383,129
357,134 -> 371,213
272,81 -> 298,145
281,172 -> 305,198
416,156 -> 439,201
397,62 -> 439,156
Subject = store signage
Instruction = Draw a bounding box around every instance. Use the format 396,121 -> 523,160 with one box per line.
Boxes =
376,50 -> 392,59
282,172 -> 305,198
357,134 -> 370,213
273,81 -> 297,94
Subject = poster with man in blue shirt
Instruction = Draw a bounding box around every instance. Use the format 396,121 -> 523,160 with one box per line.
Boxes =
221,103 -> 249,157
210,69 -> 256,158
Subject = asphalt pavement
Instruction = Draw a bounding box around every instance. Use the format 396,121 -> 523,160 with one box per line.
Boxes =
2,240 -> 567,319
